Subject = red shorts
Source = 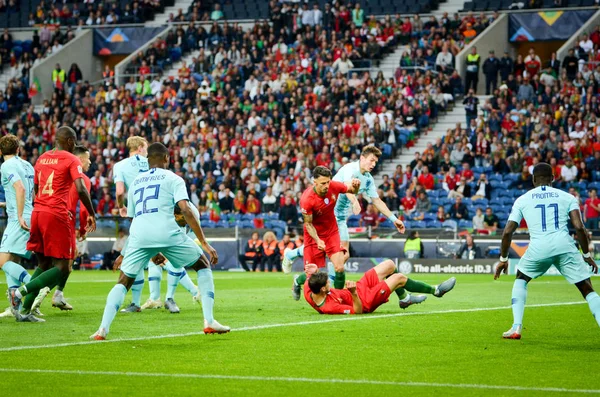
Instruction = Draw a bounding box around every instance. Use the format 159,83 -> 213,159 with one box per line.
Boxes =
356,268 -> 392,313
27,211 -> 76,260
304,232 -> 345,269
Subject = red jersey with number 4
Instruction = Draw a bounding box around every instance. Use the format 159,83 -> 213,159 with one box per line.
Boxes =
34,149 -> 84,218
304,282 -> 355,314
300,181 -> 348,238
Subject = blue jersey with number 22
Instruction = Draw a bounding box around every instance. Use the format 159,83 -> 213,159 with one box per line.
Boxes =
127,168 -> 190,249
508,185 -> 580,258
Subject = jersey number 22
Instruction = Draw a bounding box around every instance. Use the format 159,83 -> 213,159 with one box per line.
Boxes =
133,184 -> 160,216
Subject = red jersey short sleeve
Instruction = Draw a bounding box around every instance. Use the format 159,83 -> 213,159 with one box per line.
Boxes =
34,150 -> 84,218
304,281 -> 355,314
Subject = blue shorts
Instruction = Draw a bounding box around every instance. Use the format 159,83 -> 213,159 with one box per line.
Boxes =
336,216 -> 349,242
0,218 -> 32,260
121,237 -> 203,279
517,252 -> 591,284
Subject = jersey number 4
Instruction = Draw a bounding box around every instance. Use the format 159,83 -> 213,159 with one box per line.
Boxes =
535,203 -> 559,232
133,184 -> 160,216
39,171 -> 55,196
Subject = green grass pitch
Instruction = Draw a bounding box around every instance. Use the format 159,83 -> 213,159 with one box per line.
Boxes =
0,271 -> 599,396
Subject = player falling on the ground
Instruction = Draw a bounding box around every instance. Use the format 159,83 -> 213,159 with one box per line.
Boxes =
46,145 -> 92,311
495,162 -> 600,339
91,143 -> 228,340
0,135 -> 36,318
304,261 -> 456,314
9,126 -> 96,322
113,136 -> 149,313
285,147 -> 419,308
291,165 -> 360,290
138,202 -> 204,314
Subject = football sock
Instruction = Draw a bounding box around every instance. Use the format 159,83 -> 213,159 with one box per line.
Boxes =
404,278 -> 436,294
333,271 -> 346,289
147,263 -> 162,301
511,279 -> 528,328
327,262 -> 336,284
131,271 -> 144,306
166,268 -> 182,300
197,268 -> 215,324
395,288 -> 408,300
295,273 -> 307,286
179,269 -> 199,296
2,261 -> 30,288
56,270 -> 71,292
30,267 -> 44,280
585,291 -> 600,327
100,284 -> 127,334
286,245 -> 304,261
18,267 -> 61,297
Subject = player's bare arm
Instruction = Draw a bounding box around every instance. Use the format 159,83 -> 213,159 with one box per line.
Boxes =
346,192 -> 362,215
116,181 -> 128,217
372,196 -> 406,234
113,255 -> 123,271
303,213 -> 325,250
495,220 -> 518,280
346,280 -> 363,314
569,209 -> 598,274
75,178 -> 96,233
13,179 -> 29,231
344,178 -> 361,194
178,199 -> 218,265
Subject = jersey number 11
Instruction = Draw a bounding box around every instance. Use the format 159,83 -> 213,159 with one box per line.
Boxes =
534,203 -> 559,232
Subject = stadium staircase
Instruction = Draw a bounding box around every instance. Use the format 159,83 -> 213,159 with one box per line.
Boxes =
151,0 -> 196,26
381,45 -> 410,79
373,101 -> 467,186
433,0 -> 467,16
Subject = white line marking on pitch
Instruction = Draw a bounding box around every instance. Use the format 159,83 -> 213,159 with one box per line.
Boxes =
0,301 -> 586,353
0,368 -> 596,394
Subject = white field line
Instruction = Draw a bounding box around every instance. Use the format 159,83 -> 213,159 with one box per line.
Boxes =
0,368 -> 597,394
0,301 -> 586,353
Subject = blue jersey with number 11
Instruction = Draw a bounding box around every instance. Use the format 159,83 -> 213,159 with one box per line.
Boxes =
508,185 -> 580,258
127,168 -> 190,249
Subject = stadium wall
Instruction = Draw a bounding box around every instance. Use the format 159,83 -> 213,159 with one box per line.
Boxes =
29,29 -> 103,105
557,9 -> 600,61
456,13 -> 514,94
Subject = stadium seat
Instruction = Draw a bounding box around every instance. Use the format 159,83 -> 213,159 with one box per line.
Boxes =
458,220 -> 473,229
442,220 -> 458,231
426,220 -> 442,228
412,221 -> 427,229
380,219 -> 394,228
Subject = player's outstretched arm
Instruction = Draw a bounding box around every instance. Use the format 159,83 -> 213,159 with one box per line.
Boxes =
569,209 -> 598,274
303,213 -> 325,251
495,220 -> 518,280
372,196 -> 405,233
178,199 -> 218,265
346,192 -> 362,215
75,178 -> 96,233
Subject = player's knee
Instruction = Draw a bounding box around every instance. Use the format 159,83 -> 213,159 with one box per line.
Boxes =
381,260 -> 395,274
576,278 -> 594,298
190,255 -> 209,271
392,273 -> 407,287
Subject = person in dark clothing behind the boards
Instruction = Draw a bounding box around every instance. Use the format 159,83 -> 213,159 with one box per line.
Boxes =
499,50 -> 514,83
562,48 -> 579,81
482,50 -> 500,95
463,89 -> 479,126
238,232 -> 262,272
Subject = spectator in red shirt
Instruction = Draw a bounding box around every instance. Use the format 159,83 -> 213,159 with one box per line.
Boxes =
460,162 -> 475,183
401,190 -> 417,216
138,61 -> 151,75
246,193 -> 261,215
97,193 -> 115,216
315,146 -> 331,167
359,204 -> 379,229
417,166 -> 435,191
584,188 -> 600,230
444,166 -> 460,192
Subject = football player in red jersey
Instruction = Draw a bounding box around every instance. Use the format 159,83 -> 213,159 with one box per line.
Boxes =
9,127 -> 96,322
304,261 -> 456,315
296,166 -> 360,290
48,145 -> 92,311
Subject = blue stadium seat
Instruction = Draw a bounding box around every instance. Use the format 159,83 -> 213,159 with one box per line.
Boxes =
347,218 -> 359,227
458,220 -> 473,229
499,189 -> 513,198
241,214 -> 255,221
422,213 -> 436,222
412,221 -> 427,229
442,220 -> 457,230
473,198 -> 488,207
403,220 -> 413,229
203,221 -> 216,228
488,174 -> 501,182
380,219 -> 394,228
426,220 -> 442,228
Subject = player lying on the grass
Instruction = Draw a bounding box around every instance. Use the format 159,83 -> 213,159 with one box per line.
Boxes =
91,143 -> 229,340
283,146 -> 406,299
0,135 -> 36,318
9,127 -> 96,322
289,166 -> 360,296
495,162 -> 600,339
304,261 -> 456,315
